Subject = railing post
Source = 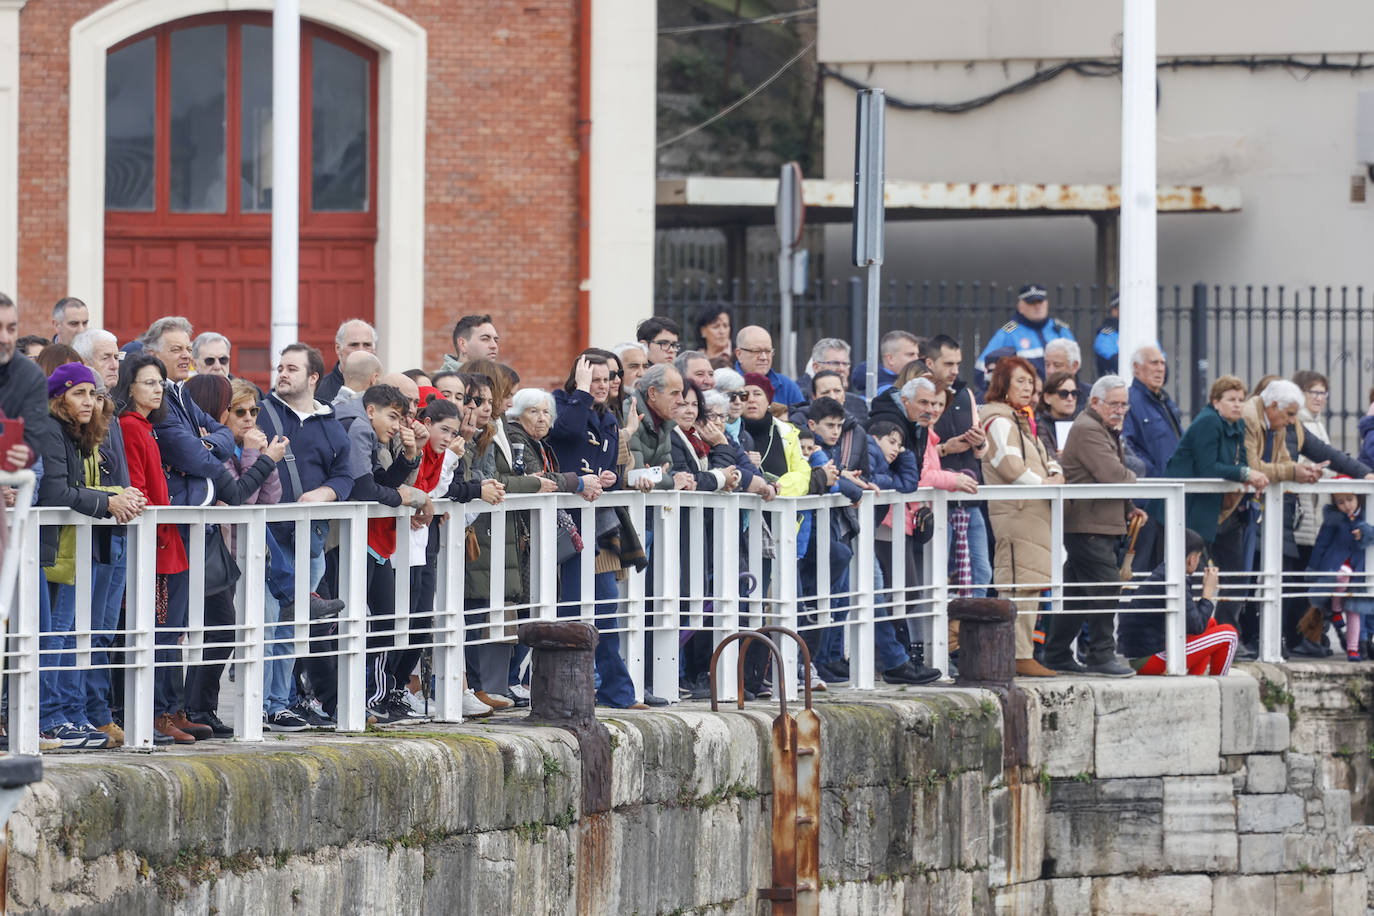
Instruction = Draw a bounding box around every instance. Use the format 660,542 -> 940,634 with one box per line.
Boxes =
775,501 -> 800,701
653,493 -> 681,703
10,511 -> 41,755
1162,485 -> 1187,675
432,502 -> 466,721
1259,483 -> 1285,663
336,503 -> 370,731
713,497 -> 741,701
1050,488 -> 1066,617
624,491 -> 648,702
235,515 -> 267,741
928,489 -> 950,675
124,514 -> 158,749
852,492 -> 876,690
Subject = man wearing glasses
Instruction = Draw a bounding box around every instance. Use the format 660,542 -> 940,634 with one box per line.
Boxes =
192,332 -> 234,378
635,316 -> 682,367
734,325 -> 803,407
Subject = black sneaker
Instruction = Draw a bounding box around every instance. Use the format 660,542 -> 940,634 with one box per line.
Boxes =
386,690 -> 424,724
882,660 -> 942,685
827,658 -> 851,680
1289,638 -> 1327,659
1045,655 -> 1089,675
186,710 -> 234,738
308,595 -> 346,620
292,701 -> 336,729
366,703 -> 396,725
265,708 -> 308,732
643,693 -> 670,707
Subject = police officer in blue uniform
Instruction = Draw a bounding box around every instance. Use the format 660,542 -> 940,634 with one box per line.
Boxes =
1093,294 -> 1120,377
975,284 -> 1076,389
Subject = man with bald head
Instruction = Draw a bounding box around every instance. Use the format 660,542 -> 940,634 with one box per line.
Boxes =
315,319 -> 378,404
734,325 -> 803,406
332,350 -> 384,406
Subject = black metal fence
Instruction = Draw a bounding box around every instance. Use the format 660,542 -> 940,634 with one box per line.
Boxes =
656,278 -> 1374,454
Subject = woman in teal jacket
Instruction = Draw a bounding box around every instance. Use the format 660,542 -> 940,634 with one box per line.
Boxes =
1163,375 -> 1270,544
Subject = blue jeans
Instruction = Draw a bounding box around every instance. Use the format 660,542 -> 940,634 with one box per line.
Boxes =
85,533 -> 126,726
262,593 -> 295,716
559,558 -> 636,708
950,506 -> 992,599
40,582 -> 84,730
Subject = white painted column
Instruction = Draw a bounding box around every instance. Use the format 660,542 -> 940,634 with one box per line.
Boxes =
588,0 -> 657,345
270,0 -> 300,370
1117,0 -> 1157,377
0,1 -> 25,300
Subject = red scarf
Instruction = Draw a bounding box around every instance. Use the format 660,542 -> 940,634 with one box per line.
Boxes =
1019,404 -> 1038,437
683,425 -> 710,458
415,444 -> 444,496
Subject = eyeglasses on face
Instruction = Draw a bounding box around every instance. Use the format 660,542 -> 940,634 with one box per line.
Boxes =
728,392 -> 747,402
739,347 -> 774,356
607,370 -> 624,380
202,356 -> 230,366
465,395 -> 488,407
650,339 -> 680,351
1052,389 -> 1080,399
706,412 -> 727,423
232,406 -> 260,418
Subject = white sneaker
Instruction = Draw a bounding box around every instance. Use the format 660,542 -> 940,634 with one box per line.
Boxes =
808,664 -> 828,692
402,689 -> 429,718
462,689 -> 494,718
509,683 -> 530,701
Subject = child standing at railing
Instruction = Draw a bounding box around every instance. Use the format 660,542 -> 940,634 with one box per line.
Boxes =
1305,488 -> 1374,662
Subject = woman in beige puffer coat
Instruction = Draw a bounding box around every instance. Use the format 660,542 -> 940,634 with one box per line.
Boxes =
980,357 -> 1064,677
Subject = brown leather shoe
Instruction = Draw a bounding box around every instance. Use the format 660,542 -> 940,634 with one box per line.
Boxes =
95,722 -> 125,748
628,702 -> 650,710
1015,658 -> 1057,678
154,713 -> 196,744
170,711 -> 213,740
474,691 -> 513,710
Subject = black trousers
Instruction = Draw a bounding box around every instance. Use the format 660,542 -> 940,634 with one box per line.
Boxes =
389,563 -> 435,691
184,589 -> 237,715
1282,545 -> 1315,648
1045,533 -> 1121,666
1211,511 -> 1255,644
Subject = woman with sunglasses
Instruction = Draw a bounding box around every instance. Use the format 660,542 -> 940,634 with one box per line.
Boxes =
181,375 -> 292,735
1036,371 -> 1081,461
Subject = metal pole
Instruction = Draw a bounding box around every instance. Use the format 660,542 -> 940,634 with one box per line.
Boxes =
271,0 -> 301,372
865,264 -> 880,402
848,277 -> 864,369
1190,282 -> 1209,417
1117,0 -> 1157,377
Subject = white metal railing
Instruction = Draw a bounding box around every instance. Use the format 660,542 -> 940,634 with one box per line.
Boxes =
6,476 -> 1373,754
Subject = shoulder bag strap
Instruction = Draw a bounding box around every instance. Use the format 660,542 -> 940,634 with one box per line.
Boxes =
262,399 -> 304,499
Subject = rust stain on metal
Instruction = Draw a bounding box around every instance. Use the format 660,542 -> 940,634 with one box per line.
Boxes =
575,812 -> 613,916
709,626 -> 821,916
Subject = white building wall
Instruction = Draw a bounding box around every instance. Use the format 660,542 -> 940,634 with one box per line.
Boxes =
589,0 -> 656,344
818,0 -> 1374,290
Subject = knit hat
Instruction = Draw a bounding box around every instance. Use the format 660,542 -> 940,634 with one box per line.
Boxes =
47,362 -> 97,400
742,372 -> 774,403
417,385 -> 443,407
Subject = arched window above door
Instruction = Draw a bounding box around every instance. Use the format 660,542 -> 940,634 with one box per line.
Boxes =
104,14 -> 376,222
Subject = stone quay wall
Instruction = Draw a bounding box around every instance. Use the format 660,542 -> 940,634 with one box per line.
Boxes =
8,663 -> 1374,915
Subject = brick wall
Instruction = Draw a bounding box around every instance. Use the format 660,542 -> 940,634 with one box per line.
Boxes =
17,1 -> 582,389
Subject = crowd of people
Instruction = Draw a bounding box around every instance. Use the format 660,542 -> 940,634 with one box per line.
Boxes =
3,284 -> 1374,752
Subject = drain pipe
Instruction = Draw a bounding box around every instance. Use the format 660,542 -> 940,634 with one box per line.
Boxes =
576,0 -> 592,352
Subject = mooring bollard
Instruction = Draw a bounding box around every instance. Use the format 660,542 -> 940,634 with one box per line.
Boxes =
517,620 -> 611,813
947,597 -> 1028,768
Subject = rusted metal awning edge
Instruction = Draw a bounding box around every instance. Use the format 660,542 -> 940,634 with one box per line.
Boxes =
656,176 -> 1242,214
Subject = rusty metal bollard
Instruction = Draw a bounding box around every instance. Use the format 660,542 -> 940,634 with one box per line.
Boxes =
517,620 -> 612,814
709,627 -> 820,916
948,597 -> 1029,769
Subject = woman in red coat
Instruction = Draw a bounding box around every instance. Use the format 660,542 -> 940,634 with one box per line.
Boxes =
113,353 -> 192,746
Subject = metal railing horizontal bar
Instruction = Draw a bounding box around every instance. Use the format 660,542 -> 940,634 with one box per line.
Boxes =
8,476 -> 1374,754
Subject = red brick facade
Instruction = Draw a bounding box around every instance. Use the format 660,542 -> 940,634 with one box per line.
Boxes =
17,1 -> 582,388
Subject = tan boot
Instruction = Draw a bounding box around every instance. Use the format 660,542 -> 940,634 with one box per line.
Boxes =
474,691 -> 513,710
95,722 -> 125,748
1015,658 -> 1057,678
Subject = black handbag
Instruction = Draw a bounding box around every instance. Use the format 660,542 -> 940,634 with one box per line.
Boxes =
911,506 -> 936,545
204,525 -> 241,596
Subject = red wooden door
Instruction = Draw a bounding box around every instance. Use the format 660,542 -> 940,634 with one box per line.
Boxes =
103,15 -> 378,390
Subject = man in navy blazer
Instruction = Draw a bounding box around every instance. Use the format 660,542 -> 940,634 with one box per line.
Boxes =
1122,344 -> 1182,573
